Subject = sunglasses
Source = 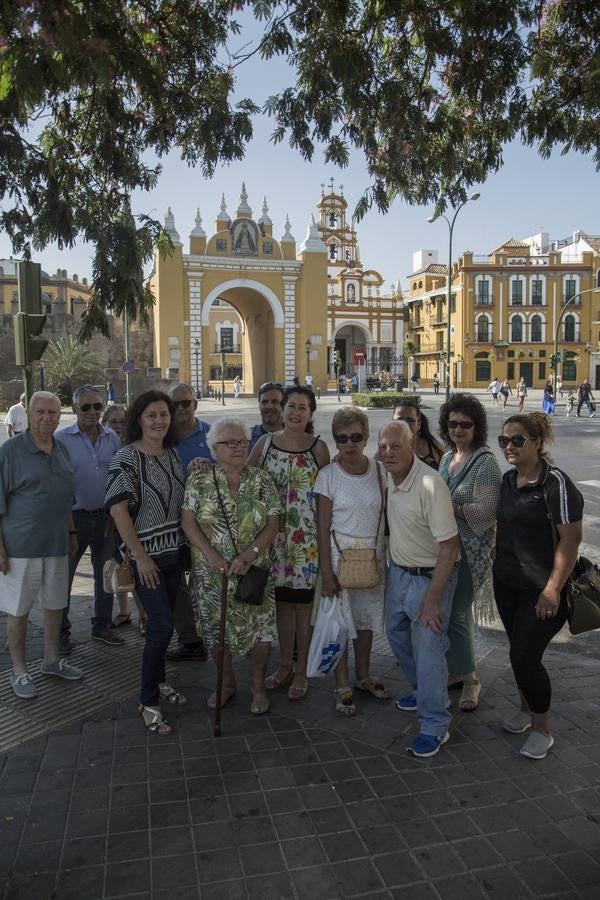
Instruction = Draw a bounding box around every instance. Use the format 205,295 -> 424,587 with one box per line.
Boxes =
259,382 -> 284,393
172,399 -> 193,409
79,402 -> 103,412
498,434 -> 529,449
216,439 -> 249,449
448,421 -> 474,430
333,432 -> 364,444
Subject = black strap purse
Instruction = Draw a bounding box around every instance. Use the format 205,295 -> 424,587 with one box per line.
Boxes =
212,470 -> 269,606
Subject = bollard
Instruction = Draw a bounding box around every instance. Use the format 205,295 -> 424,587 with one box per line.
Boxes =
316,387 -> 321,399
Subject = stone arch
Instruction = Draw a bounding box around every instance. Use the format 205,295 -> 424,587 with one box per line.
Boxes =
201,278 -> 284,327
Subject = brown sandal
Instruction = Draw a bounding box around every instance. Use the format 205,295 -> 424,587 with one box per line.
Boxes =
159,683 -> 188,706
207,685 -> 236,710
265,668 -> 293,690
139,704 -> 173,736
250,690 -> 270,715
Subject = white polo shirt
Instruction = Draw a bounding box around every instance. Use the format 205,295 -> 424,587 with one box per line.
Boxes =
387,456 -> 458,568
5,403 -> 27,434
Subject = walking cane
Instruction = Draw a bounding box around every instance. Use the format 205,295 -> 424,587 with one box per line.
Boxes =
213,571 -> 228,737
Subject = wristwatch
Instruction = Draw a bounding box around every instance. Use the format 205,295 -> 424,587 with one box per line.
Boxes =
251,545 -> 260,557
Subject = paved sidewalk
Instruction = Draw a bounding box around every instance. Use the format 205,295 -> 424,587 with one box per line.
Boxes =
2,562 -> 600,899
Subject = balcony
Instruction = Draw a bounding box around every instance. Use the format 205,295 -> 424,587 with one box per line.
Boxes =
474,299 -> 494,308
213,344 -> 241,353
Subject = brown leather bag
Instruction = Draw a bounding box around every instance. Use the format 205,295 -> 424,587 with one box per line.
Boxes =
331,464 -> 385,590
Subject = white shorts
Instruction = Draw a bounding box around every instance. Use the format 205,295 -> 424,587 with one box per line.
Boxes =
0,556 -> 68,616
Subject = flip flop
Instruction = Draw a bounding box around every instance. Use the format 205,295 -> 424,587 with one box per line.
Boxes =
112,613 -> 132,628
250,691 -> 270,715
207,687 -> 236,710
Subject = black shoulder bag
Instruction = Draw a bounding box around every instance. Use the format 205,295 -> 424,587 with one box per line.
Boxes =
212,469 -> 270,606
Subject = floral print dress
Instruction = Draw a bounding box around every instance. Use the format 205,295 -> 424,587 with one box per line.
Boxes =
261,434 -> 321,602
183,465 -> 281,656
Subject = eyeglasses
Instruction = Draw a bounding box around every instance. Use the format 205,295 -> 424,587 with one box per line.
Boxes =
498,434 -> 529,449
259,382 -> 284,394
333,432 -> 364,444
79,402 -> 103,412
448,421 -> 474,430
172,399 -> 193,409
216,439 -> 249,449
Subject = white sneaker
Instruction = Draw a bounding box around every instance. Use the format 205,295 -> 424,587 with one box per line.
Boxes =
520,731 -> 554,760
502,708 -> 531,734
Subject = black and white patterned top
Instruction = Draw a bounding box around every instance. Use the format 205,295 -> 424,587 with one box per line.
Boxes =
105,446 -> 185,561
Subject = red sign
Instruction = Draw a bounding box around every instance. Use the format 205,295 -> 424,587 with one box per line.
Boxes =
353,347 -> 365,365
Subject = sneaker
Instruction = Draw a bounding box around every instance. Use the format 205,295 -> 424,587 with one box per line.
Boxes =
590,413 -> 596,418
407,732 -> 450,758
10,672 -> 38,699
395,693 -> 417,711
40,659 -> 83,681
502,709 -> 532,734
166,641 -> 208,661
58,634 -> 75,654
92,628 -> 125,646
520,731 -> 554,760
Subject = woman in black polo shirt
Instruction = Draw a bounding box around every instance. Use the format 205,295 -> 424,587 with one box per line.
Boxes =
494,412 -> 582,760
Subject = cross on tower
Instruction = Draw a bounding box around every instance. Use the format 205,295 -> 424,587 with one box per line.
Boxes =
328,176 -> 335,193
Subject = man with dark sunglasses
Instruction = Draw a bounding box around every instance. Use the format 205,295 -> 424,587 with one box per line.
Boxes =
56,385 -> 122,650
165,383 -> 210,662
249,381 -> 285,451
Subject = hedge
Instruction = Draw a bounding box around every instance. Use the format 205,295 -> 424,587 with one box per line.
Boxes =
352,392 -> 421,408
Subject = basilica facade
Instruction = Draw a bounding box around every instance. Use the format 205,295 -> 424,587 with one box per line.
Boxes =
149,183 -> 404,393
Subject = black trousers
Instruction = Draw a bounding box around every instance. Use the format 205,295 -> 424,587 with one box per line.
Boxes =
494,576 -> 567,714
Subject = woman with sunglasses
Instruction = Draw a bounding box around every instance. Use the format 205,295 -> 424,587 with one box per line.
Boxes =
392,398 -> 443,470
249,386 -> 329,701
315,408 -> 389,716
494,413 -> 582,759
438,394 -> 501,712
182,417 -> 281,715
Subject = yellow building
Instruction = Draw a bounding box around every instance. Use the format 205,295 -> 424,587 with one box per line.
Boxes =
405,232 -> 600,389
149,183 -> 404,393
0,259 -> 93,320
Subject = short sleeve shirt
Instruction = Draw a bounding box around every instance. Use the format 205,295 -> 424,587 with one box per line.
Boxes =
387,457 -> 458,568
494,465 -> 583,590
55,423 -> 121,510
5,403 -> 27,434
0,431 -> 75,557
175,420 -> 213,475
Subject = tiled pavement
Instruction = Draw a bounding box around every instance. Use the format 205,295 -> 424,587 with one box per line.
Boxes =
2,562 -> 600,898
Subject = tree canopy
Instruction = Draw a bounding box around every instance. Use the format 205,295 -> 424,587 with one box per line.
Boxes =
1,0 -> 598,334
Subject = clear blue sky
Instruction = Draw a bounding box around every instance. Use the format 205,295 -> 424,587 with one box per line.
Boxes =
1,13 -> 598,292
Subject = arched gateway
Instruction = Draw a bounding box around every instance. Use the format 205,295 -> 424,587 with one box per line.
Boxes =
149,184 -> 405,393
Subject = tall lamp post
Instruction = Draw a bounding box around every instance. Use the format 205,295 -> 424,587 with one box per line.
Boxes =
194,339 -> 200,398
427,193 -> 480,401
553,286 -> 600,387
305,337 -> 312,375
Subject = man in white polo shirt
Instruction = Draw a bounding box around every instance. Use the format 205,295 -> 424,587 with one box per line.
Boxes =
5,394 -> 27,437
378,420 -> 459,758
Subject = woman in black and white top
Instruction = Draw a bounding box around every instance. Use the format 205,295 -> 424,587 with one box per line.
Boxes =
106,390 -> 186,736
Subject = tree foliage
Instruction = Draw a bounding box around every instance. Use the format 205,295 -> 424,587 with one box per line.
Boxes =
1,0 -> 599,335
42,335 -> 102,392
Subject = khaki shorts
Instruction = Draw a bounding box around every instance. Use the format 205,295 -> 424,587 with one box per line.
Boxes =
0,556 -> 68,616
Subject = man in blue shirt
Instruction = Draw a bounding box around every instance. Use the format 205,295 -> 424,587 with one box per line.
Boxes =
56,385 -> 122,650
249,381 -> 285,451
0,392 -> 83,698
166,383 -> 211,661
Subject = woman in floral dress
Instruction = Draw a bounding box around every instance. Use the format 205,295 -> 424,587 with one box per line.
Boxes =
182,417 -> 281,715
249,386 -> 330,700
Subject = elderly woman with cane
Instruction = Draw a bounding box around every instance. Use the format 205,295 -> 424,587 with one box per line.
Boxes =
182,417 -> 281,715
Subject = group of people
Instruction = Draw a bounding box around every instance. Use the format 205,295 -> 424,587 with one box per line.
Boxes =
0,379 -> 583,760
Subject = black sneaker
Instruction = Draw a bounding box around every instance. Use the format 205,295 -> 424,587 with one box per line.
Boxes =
58,634 -> 75,654
92,628 -> 125,646
166,641 -> 208,661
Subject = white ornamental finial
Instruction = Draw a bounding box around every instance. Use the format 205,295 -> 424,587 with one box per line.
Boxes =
164,206 -> 182,245
236,181 -> 252,216
258,196 -> 272,226
300,215 -> 326,254
190,207 -> 206,238
281,214 -> 295,243
216,193 -> 231,224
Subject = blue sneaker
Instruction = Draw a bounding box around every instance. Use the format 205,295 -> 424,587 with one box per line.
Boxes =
395,693 -> 417,711
407,732 -> 450,758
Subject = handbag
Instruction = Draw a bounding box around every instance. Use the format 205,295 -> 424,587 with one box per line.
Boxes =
331,464 -> 385,590
103,552 -> 135,593
213,470 -> 269,606
542,481 -> 600,635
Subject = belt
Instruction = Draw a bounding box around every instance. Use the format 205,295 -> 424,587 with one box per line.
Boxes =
396,564 -> 435,578
75,508 -> 106,516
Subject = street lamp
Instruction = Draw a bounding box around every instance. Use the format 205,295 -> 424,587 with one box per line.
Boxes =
194,338 -> 200,398
305,337 -> 312,375
427,192 -> 480,401
220,343 -> 232,406
553,286 -> 600,387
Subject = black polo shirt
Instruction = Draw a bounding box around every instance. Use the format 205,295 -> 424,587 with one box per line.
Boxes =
494,464 -> 583,590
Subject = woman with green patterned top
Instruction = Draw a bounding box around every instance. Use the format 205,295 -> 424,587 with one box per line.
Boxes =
182,417 -> 281,715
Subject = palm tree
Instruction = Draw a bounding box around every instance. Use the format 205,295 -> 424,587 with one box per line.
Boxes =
43,336 -> 101,404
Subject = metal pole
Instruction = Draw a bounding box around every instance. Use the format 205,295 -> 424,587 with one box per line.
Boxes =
553,287 -> 600,388
123,306 -> 132,406
221,348 -> 226,406
445,219 -> 454,402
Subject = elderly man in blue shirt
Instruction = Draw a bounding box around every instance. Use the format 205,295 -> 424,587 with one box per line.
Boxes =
0,391 -> 83,698
56,384 -> 122,649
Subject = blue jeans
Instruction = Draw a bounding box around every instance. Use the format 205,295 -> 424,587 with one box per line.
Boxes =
385,563 -> 458,738
135,559 -> 181,706
63,510 -> 115,635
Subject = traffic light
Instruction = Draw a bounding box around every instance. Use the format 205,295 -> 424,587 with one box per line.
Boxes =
14,311 -> 48,366
549,354 -> 556,369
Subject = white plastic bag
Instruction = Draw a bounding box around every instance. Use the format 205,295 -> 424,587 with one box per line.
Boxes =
307,594 -> 357,678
